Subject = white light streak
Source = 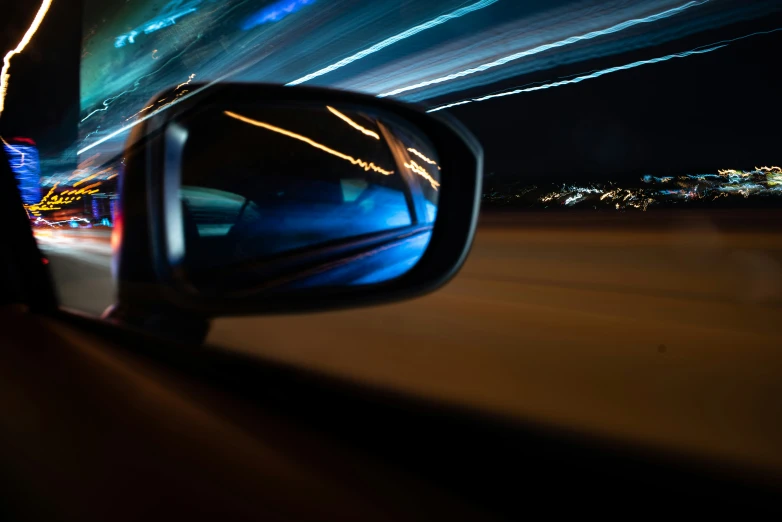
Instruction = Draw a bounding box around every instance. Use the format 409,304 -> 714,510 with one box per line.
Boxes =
427,26 -> 782,112
427,45 -> 725,112
286,0 -> 499,86
380,0 -> 711,98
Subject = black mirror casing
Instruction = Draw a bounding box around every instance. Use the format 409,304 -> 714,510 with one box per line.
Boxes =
112,83 -> 482,319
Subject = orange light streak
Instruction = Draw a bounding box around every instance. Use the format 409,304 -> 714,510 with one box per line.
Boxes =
404,160 -> 440,190
326,106 -> 380,139
224,110 -> 394,175
407,147 -> 437,165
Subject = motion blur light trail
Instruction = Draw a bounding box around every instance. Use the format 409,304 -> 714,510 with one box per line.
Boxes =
1,137 -> 25,167
405,160 -> 440,190
77,0 -> 782,156
380,0 -> 710,98
408,148 -> 438,166
78,71 -> 236,155
81,43 -> 203,124
2,137 -> 41,205
242,0 -> 316,31
428,46 -> 722,111
0,0 -> 53,117
34,217 -> 91,228
176,73 -> 197,90
25,179 -> 106,217
115,0 -> 203,48
327,106 -> 380,139
286,0 -> 499,86
224,110 -> 394,175
428,27 -> 782,112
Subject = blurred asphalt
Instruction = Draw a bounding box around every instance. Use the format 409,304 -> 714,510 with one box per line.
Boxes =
37,211 -> 782,472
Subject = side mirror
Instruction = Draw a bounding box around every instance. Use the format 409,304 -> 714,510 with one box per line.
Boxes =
110,83 -> 482,324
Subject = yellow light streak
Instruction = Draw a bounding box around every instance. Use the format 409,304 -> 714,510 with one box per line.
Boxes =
77,152 -> 101,170
0,0 -> 54,117
78,181 -> 102,191
73,166 -> 112,186
125,103 -> 155,122
326,106 -> 380,140
176,73 -> 196,90
404,160 -> 440,190
224,110 -> 394,175
24,177 -> 105,216
407,147 -> 437,166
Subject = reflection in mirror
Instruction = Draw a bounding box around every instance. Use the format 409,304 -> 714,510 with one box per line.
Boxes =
173,103 -> 441,294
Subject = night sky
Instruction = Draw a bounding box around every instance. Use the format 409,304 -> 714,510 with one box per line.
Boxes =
448,10 -> 782,182
2,0 -> 781,184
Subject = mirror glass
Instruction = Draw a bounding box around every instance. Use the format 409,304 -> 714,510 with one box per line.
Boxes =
171,102 -> 441,293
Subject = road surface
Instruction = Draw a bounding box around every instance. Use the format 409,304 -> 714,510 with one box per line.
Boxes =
37,210 -> 782,472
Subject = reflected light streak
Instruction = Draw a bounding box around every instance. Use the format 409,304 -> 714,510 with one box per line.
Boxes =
405,160 -> 440,190
407,148 -> 437,166
286,0 -> 499,86
380,0 -> 711,98
224,110 -> 394,175
0,0 -> 53,117
327,106 -> 380,139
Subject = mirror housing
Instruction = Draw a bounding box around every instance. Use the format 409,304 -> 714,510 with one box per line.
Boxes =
110,83 -> 482,322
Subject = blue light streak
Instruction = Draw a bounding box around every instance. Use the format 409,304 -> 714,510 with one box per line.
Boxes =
427,26 -> 782,112
380,0 -> 711,98
286,0 -> 499,86
242,0 -> 316,31
115,0 -> 202,48
2,141 -> 41,205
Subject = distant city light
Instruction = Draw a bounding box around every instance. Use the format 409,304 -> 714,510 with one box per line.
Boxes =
485,167 -> 782,211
